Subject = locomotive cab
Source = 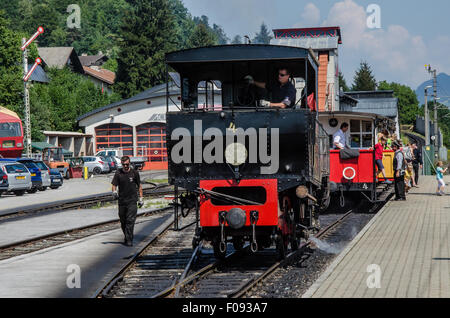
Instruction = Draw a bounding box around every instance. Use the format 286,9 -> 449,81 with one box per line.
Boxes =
165,45 -> 330,259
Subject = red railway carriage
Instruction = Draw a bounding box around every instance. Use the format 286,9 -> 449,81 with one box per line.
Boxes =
0,106 -> 24,158
319,112 -> 396,203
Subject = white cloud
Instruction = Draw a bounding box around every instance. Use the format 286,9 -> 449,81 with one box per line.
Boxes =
322,0 -> 436,87
295,3 -> 320,27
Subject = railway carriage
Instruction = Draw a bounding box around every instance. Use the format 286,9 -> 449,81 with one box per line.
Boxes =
165,45 -> 330,259
0,106 -> 24,158
319,112 -> 396,204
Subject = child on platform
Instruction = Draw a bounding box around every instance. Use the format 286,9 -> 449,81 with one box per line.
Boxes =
436,161 -> 447,196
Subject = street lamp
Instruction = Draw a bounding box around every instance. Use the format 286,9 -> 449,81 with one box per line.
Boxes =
424,85 -> 432,146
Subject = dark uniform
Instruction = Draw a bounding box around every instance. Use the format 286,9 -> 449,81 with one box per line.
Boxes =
269,81 -> 296,108
393,150 -> 406,200
112,168 -> 141,244
412,148 -> 423,185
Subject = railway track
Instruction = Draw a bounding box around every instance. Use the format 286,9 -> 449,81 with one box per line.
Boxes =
96,210 -> 355,299
0,206 -> 173,261
95,190 -> 393,299
96,212 -> 211,298
0,184 -> 174,222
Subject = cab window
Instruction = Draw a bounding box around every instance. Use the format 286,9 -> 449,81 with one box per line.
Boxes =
350,120 -> 373,149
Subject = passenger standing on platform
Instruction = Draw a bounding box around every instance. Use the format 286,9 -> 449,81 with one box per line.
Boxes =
403,144 -> 417,187
435,161 -> 447,196
112,156 -> 144,246
392,142 -> 406,201
374,137 -> 392,184
411,143 -> 423,186
333,123 -> 349,149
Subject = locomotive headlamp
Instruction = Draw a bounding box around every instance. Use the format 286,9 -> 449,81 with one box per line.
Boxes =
296,185 -> 309,199
225,142 -> 247,166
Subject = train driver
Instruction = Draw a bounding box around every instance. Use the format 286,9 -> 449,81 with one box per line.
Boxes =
333,122 -> 349,149
244,67 -> 296,108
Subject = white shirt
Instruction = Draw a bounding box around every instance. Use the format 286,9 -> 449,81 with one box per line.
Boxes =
333,129 -> 346,149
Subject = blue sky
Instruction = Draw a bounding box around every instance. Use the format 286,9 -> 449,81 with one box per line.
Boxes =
182,0 -> 450,90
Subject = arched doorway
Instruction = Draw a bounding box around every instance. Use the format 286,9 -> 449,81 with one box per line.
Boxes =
95,123 -> 134,156
136,123 -> 168,170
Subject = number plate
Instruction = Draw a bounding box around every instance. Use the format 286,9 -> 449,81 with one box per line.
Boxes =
16,176 -> 25,180
53,178 -> 60,182
2,141 -> 14,148
31,173 -> 36,176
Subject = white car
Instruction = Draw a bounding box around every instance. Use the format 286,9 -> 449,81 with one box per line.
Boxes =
0,162 -> 32,196
81,156 -> 110,175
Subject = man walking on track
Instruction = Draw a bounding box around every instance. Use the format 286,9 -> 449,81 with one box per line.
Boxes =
112,156 -> 144,246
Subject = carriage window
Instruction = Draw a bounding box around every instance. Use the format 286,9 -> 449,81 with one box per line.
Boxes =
198,80 -> 222,111
350,120 -> 373,149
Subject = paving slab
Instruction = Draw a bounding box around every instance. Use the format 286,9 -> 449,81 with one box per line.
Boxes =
304,175 -> 450,298
0,213 -> 173,298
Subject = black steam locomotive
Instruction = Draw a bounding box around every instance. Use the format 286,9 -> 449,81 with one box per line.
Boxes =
165,45 -> 330,259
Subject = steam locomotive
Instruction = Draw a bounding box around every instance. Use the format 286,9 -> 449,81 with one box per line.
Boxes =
165,45 -> 330,259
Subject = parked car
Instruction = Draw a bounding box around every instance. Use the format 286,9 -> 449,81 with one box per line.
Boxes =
95,149 -> 145,170
33,160 -> 51,191
0,162 -> 32,196
103,156 -> 117,172
0,158 -> 41,193
0,169 -> 8,196
16,158 -> 43,193
49,168 -> 63,189
81,156 -> 110,175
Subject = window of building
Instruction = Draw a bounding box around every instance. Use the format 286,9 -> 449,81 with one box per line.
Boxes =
95,123 -> 134,156
136,123 -> 167,163
349,119 -> 373,149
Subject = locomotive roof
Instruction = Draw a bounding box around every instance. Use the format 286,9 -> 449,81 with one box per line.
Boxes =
319,111 -> 393,122
166,44 -> 318,67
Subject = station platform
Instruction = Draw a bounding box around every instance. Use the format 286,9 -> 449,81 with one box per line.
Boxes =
304,175 -> 450,298
0,213 -> 173,297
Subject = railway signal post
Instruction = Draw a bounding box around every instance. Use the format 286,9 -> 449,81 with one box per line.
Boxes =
21,26 -> 44,158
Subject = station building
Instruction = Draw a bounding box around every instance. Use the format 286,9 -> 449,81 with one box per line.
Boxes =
77,74 -> 220,170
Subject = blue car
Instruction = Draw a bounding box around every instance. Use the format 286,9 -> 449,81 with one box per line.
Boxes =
49,168 -> 63,189
0,158 -> 42,193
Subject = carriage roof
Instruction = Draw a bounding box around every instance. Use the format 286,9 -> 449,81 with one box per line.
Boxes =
165,44 -> 318,72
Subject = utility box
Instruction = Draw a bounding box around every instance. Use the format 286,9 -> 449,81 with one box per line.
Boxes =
422,145 -> 435,175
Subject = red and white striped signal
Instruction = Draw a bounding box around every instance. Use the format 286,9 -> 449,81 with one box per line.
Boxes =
23,58 -> 42,82
21,26 -> 44,51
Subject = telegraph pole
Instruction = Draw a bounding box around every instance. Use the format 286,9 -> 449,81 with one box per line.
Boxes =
424,86 -> 431,146
426,65 -> 438,158
20,26 -> 44,158
22,38 -> 31,157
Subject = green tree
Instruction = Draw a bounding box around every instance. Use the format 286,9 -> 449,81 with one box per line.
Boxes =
231,35 -> 243,44
29,68 -> 120,140
212,24 -> 229,45
338,71 -> 350,92
378,81 -> 420,125
0,10 -> 38,117
253,22 -> 273,44
115,0 -> 176,98
169,0 -> 196,49
187,23 -> 217,48
351,61 -> 377,91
